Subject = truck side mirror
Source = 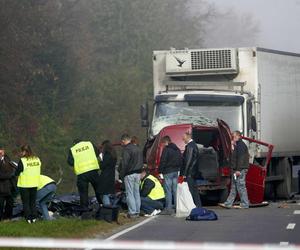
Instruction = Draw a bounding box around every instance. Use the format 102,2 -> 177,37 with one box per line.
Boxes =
251,116 -> 257,132
140,103 -> 149,127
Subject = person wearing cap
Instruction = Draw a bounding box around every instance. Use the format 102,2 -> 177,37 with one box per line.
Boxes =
67,139 -> 102,211
140,168 -> 165,217
36,175 -> 56,220
0,146 -> 17,221
15,144 -> 41,223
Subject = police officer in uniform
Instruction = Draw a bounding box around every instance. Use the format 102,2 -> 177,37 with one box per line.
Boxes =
67,139 -> 102,210
140,168 -> 165,216
15,145 -> 41,223
36,175 -> 56,220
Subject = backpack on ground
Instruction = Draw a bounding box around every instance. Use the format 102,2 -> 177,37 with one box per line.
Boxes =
186,207 -> 218,221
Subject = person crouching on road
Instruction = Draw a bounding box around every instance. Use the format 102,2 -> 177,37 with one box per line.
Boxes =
158,136 -> 182,215
67,139 -> 102,211
120,134 -> 143,219
140,168 -> 165,217
15,145 -> 41,223
219,131 -> 250,209
36,175 -> 56,220
0,146 -> 17,221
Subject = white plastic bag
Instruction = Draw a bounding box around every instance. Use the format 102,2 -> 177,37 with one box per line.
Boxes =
176,182 -> 196,217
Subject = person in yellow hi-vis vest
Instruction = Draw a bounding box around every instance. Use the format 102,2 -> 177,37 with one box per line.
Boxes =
36,175 -> 56,220
15,145 -> 41,223
140,168 -> 165,217
67,139 -> 102,210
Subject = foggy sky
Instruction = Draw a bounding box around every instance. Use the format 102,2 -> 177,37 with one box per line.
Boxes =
208,0 -> 300,53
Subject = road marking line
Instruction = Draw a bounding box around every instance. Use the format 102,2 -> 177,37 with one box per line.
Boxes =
280,242 -> 289,246
294,210 -> 300,214
286,223 -> 296,230
105,216 -> 156,240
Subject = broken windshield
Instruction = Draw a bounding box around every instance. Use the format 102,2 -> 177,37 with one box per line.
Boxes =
151,100 -> 243,136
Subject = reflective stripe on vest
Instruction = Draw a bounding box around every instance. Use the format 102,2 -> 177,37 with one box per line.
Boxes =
17,157 -> 41,188
141,175 -> 165,200
38,175 -> 55,190
71,141 -> 99,175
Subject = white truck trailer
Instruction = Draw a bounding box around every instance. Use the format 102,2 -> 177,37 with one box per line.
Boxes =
141,47 -> 300,199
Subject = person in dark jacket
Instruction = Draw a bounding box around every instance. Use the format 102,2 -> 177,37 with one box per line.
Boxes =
120,134 -> 143,218
140,168 -> 165,216
0,146 -> 16,221
180,131 -> 202,207
158,136 -> 182,214
99,140 -> 117,206
219,131 -> 250,209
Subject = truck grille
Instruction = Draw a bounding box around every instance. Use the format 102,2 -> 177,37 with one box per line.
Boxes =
191,49 -> 233,70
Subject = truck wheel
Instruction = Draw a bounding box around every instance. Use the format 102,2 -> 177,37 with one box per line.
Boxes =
264,182 -> 274,200
218,188 -> 229,203
276,158 -> 292,199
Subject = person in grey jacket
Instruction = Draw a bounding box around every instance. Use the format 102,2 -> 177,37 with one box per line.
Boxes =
219,131 -> 250,209
180,131 -> 202,207
120,134 -> 143,218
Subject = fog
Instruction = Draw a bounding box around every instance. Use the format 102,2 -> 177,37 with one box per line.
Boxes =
206,0 -> 300,53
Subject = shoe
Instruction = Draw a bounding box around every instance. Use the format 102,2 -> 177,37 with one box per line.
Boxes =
239,206 -> 249,209
127,214 -> 139,219
27,220 -> 32,224
151,209 -> 161,216
160,209 -> 174,215
31,219 -> 37,223
218,203 -> 231,209
232,204 -> 249,209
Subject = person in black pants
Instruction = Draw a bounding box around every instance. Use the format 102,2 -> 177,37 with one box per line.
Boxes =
67,139 -> 102,211
0,146 -> 17,221
15,145 -> 41,223
180,131 -> 202,207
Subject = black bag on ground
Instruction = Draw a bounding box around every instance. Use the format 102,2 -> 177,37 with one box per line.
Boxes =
186,207 -> 218,221
96,206 -> 119,222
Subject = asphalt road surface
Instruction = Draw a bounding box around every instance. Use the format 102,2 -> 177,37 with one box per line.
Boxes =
110,201 -> 300,245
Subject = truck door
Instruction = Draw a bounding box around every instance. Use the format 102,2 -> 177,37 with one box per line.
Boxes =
242,136 -> 274,204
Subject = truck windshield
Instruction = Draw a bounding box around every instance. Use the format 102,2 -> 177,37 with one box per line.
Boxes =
151,98 -> 243,136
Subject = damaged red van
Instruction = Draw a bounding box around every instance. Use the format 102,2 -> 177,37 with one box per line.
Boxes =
144,119 -> 274,205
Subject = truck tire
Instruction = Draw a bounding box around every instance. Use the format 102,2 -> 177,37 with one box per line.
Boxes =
276,158 -> 292,199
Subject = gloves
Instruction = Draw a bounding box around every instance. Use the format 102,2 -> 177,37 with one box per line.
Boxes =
178,175 -> 185,184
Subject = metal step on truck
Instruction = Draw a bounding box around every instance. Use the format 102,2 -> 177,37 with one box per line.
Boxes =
140,47 -> 300,204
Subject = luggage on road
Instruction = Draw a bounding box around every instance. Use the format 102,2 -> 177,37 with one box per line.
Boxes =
176,182 -> 195,217
186,207 -> 218,221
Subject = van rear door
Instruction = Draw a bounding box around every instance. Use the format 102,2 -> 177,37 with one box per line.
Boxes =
217,119 -> 232,160
242,136 -> 274,204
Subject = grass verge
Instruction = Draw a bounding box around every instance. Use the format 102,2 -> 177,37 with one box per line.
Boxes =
0,216 -> 133,239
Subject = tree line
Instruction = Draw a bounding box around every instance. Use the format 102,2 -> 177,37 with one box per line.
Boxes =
0,0 -> 258,191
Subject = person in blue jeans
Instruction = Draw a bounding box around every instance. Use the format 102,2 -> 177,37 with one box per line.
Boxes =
120,134 -> 143,218
159,136 -> 182,215
219,131 -> 250,209
36,175 -> 56,220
